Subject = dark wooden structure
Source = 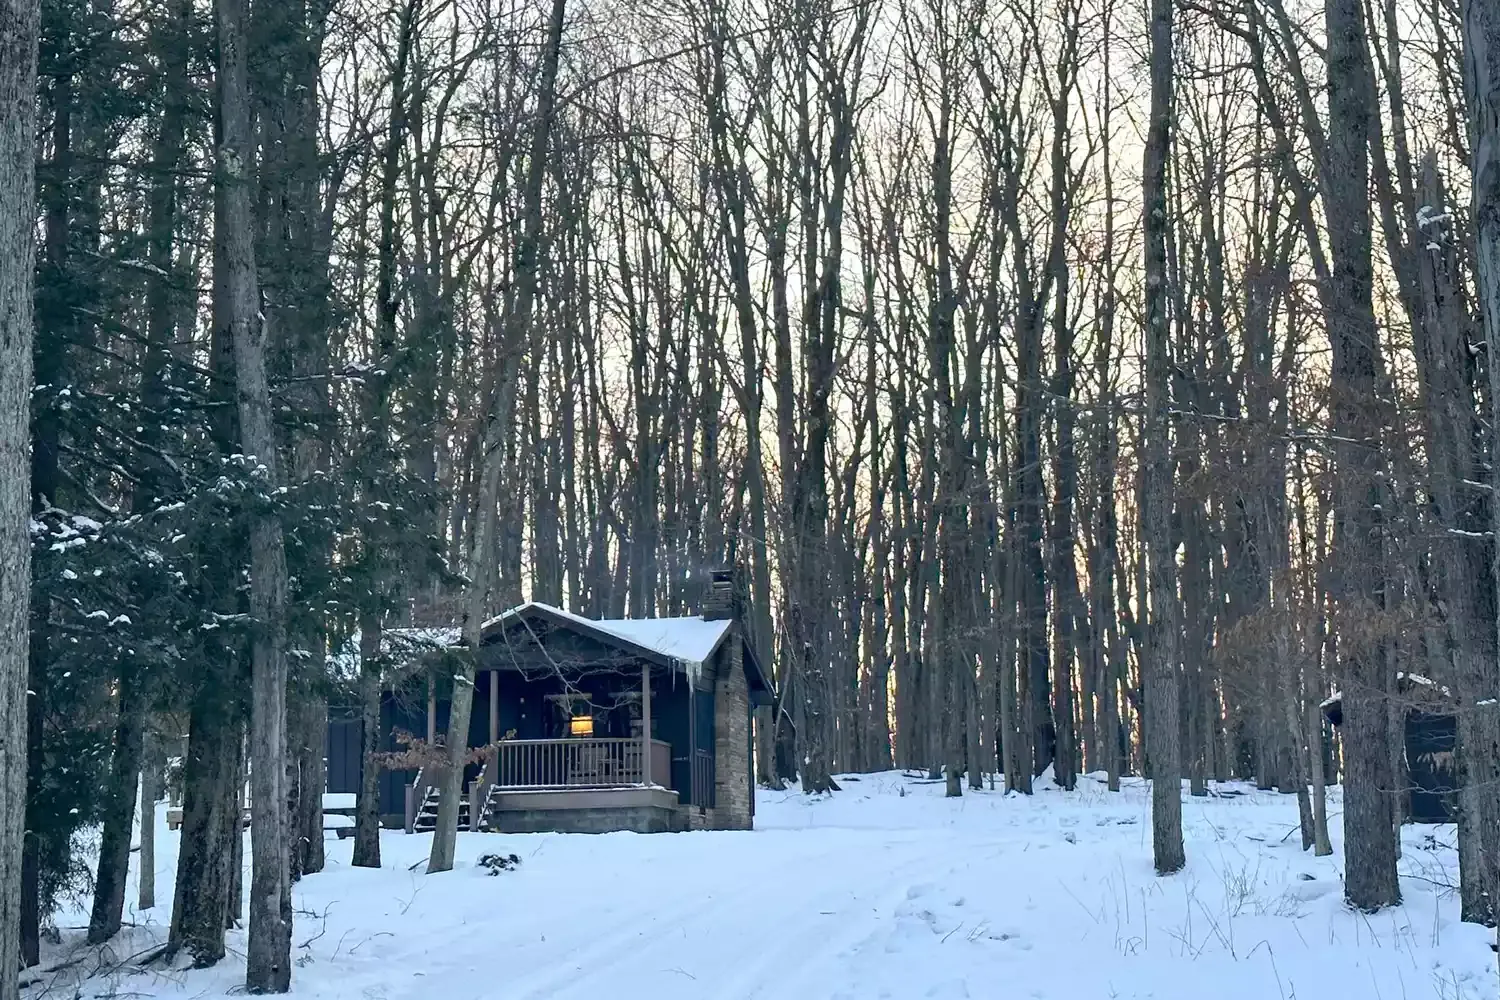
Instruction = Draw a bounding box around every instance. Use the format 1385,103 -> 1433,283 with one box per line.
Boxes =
328,570 -> 772,835
1321,672 -> 1458,824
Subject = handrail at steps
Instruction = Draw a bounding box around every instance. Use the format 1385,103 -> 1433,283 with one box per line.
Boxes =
468,749 -> 496,831
404,766 -> 431,834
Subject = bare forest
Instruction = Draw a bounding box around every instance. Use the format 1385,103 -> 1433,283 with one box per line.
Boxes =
2,0 -> 1500,992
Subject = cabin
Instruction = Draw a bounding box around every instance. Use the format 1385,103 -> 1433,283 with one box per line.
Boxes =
325,568 -> 773,835
1321,672 -> 1458,824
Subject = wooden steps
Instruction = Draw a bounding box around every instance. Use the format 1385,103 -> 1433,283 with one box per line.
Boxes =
412,784 -> 471,833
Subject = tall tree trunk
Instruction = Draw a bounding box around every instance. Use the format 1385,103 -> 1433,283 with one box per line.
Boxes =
87,672 -> 145,942
0,0 -> 39,993
170,110 -> 244,968
22,17 -> 78,962
278,0 -> 332,886
1408,152 -> 1497,919
351,621 -> 384,867
289,692 -> 326,882
1462,0 -> 1500,931
169,688 -> 242,965
1326,0 -> 1401,912
1143,0 -> 1184,875
1047,50 -> 1079,791
139,727 -> 159,910
217,0 -> 292,983
115,0 -> 190,927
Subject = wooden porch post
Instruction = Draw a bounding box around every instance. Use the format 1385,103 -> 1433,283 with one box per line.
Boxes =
426,672 -> 436,743
641,662 -> 652,786
488,669 -> 499,745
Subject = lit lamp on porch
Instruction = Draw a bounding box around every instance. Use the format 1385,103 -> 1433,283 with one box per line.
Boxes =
569,708 -> 594,737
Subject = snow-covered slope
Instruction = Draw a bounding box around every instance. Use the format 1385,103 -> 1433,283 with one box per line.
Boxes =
29,773 -> 1494,999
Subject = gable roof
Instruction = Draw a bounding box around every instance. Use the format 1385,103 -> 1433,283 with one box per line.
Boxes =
481,602 -> 731,671
327,602 -> 773,702
480,602 -> 771,699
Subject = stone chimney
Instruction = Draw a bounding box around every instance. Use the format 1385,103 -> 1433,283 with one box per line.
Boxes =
702,567 -> 737,622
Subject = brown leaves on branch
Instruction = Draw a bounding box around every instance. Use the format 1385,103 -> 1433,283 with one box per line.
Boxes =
372,729 -> 515,772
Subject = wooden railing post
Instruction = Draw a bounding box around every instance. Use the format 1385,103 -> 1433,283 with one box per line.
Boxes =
641,663 -> 652,787
426,674 -> 436,743
488,669 -> 498,746
404,767 -> 422,834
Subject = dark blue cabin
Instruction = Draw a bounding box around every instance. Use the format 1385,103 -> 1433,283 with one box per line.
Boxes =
327,569 -> 772,834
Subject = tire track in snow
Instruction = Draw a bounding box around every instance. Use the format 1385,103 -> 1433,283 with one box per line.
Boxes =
499,840 -> 884,1000
698,853 -> 943,1000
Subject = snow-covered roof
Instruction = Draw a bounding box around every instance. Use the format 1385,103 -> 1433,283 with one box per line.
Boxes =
326,605 -> 736,687
591,615 -> 731,668
1320,672 -> 1456,723
1398,671 -> 1452,698
484,602 -> 731,671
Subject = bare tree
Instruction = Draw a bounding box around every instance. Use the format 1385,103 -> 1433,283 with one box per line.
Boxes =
1142,0 -> 1184,876
1324,0 -> 1399,912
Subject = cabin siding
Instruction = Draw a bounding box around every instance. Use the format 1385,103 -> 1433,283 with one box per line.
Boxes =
374,683 -> 428,822
1407,710 -> 1458,823
324,710 -> 361,795
649,677 -> 692,799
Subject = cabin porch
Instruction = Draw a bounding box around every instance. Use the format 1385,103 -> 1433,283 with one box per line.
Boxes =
400,657 -> 716,835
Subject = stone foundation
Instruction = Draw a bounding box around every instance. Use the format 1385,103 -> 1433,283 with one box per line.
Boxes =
493,804 -> 685,835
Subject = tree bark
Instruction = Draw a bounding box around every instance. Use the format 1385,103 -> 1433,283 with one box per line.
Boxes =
351,623 -> 383,868
1143,0 -> 1184,876
1326,0 -> 1401,912
168,690 -> 241,965
1406,151 -> 1497,919
1462,0 -> 1500,930
139,727 -> 159,910
87,672 -> 145,942
289,692 -> 326,882
217,0 -> 292,982
0,0 -> 38,993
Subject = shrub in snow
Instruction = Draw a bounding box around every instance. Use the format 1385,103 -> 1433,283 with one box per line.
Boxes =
477,853 -> 521,876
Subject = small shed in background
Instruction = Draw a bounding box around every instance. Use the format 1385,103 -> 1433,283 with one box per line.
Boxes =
1321,672 -> 1458,824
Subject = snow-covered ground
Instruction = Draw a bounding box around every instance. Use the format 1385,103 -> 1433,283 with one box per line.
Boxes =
28,773 -> 1496,999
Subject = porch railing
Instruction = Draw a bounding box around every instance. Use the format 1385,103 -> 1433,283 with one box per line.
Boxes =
488,738 -> 672,790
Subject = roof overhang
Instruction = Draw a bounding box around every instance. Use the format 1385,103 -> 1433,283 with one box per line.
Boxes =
479,603 -> 687,672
